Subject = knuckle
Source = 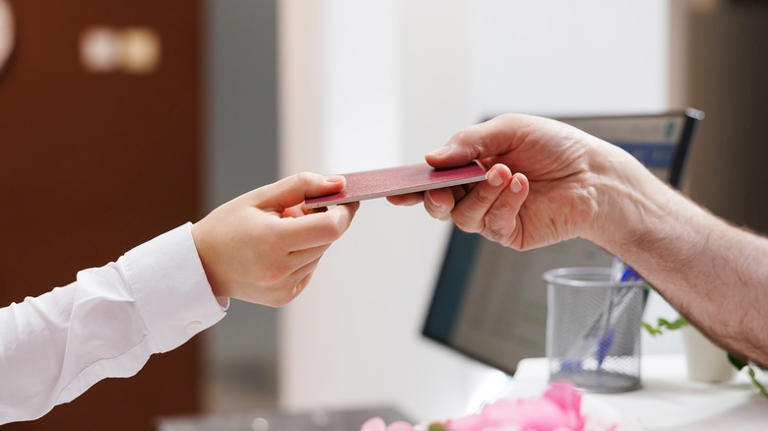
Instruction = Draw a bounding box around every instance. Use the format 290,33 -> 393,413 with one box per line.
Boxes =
499,113 -> 515,122
502,216 -> 524,250
472,186 -> 498,207
508,232 -> 525,251
452,212 -> 480,233
483,221 -> 507,243
450,130 -> 467,144
295,171 -> 315,188
449,129 -> 474,148
483,219 -> 520,250
323,219 -> 344,239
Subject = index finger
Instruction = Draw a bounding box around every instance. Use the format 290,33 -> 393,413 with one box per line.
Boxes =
280,202 -> 360,251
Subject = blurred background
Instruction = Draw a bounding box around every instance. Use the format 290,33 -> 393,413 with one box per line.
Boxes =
0,0 -> 766,429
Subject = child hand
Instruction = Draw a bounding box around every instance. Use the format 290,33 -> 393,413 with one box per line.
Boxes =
192,172 -> 359,306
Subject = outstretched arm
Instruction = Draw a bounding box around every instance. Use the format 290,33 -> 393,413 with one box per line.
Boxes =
390,113 -> 768,365
588,144 -> 768,366
0,172 -> 358,424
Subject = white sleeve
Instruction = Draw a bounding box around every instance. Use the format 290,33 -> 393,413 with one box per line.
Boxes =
0,223 -> 227,424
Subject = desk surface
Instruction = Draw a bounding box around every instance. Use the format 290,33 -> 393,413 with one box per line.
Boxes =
508,354 -> 767,430
156,407 -> 410,431
157,355 -> 766,431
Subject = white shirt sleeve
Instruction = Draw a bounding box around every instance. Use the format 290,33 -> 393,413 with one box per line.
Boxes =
0,223 -> 227,424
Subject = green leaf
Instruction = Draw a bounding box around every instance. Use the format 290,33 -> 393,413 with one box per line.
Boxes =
428,423 -> 448,431
641,317 -> 687,336
641,321 -> 662,337
666,318 -> 688,330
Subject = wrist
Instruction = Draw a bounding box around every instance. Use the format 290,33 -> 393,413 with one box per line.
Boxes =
191,220 -> 227,299
581,138 -> 673,253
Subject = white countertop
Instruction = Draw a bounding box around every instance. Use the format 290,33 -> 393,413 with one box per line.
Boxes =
505,355 -> 767,430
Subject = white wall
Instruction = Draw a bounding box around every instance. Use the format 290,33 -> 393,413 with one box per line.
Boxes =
469,0 -> 683,356
471,0 -> 669,115
279,0 -> 483,421
279,0 -> 676,422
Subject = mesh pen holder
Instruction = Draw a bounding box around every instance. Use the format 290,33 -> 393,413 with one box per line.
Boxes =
543,267 -> 645,393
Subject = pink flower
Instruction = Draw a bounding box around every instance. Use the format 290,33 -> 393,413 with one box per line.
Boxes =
447,381 -> 584,431
361,382 -> 592,431
361,417 -> 414,431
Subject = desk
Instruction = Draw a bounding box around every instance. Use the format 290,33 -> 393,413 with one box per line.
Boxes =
507,354 -> 767,430
156,407 -> 411,431
157,356 -> 766,430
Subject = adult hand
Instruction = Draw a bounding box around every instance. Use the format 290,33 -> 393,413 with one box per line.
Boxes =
192,173 -> 359,306
389,114 -> 628,250
391,113 -> 768,368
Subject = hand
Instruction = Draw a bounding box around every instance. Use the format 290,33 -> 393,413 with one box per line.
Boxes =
389,114 -> 618,250
192,172 -> 359,306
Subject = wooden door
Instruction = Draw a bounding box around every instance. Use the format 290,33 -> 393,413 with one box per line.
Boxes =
0,0 -> 204,428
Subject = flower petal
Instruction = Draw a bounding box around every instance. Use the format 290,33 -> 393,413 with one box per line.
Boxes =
361,417 -> 388,431
544,381 -> 582,414
387,421 -> 415,431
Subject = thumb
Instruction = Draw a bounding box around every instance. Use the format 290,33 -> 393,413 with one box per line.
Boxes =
425,114 -> 526,168
250,172 -> 346,210
426,122 -> 492,169
425,141 -> 477,169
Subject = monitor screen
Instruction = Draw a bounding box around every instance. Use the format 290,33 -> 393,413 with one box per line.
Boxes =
422,110 -> 703,374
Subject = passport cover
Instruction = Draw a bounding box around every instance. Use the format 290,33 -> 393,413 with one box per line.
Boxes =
305,161 -> 486,209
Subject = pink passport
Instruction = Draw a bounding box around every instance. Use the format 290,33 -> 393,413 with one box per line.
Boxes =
304,161 -> 487,209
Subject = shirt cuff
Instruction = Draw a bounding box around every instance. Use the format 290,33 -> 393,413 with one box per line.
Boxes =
122,222 -> 227,353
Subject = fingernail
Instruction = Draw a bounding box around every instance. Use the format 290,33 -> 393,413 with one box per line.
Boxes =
510,176 -> 523,193
487,169 -> 503,187
326,175 -> 345,183
426,191 -> 440,207
428,146 -> 452,158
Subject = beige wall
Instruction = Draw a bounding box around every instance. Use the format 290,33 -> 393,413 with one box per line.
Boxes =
683,3 -> 768,233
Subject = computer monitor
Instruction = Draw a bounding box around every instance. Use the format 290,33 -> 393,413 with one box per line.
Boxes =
422,109 -> 704,375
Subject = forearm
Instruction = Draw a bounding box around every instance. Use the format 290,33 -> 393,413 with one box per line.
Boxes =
0,224 -> 225,424
586,141 -> 768,365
